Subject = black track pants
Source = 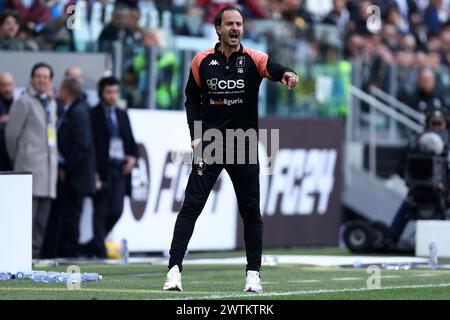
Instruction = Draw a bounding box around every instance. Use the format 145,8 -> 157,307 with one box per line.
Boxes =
168,162 -> 263,272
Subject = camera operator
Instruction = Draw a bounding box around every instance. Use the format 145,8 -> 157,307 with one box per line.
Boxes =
388,108 -> 450,246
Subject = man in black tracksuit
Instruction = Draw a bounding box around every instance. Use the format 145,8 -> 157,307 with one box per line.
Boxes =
163,6 -> 298,293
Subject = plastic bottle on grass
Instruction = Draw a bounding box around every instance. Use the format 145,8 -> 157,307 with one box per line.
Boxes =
59,272 -> 81,284
121,239 -> 129,265
82,273 -> 103,282
15,272 -> 33,279
0,272 -> 12,280
31,271 -> 49,282
14,270 -> 102,283
429,240 -> 438,270
46,272 -> 61,283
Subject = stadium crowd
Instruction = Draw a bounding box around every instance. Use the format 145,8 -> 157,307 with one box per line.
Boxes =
1,0 -> 450,259
1,0 -> 450,108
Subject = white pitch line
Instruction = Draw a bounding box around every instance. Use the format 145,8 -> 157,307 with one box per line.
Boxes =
190,281 -> 241,284
413,273 -> 440,277
190,281 -> 280,285
332,277 -> 363,281
288,280 -> 321,283
160,282 -> 450,300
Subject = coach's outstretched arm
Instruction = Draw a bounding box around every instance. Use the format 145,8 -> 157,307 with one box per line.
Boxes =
246,49 -> 299,90
266,58 -> 299,89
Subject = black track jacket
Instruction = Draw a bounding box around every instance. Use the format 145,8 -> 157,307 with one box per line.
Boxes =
185,42 -> 293,141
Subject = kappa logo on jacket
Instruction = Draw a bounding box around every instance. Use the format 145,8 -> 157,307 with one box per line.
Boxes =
209,60 -> 220,66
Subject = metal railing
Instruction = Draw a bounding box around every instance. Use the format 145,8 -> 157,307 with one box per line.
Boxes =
369,85 -> 426,124
348,85 -> 424,177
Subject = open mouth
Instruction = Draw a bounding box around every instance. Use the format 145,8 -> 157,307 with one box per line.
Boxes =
229,34 -> 239,41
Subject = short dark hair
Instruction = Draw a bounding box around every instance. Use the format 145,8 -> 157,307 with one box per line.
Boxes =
97,76 -> 120,97
61,77 -> 83,98
0,10 -> 20,26
214,5 -> 244,40
30,62 -> 54,79
214,6 -> 244,27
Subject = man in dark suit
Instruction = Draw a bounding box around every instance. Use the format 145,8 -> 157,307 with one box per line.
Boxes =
0,72 -> 14,171
41,76 -> 96,258
87,76 -> 138,258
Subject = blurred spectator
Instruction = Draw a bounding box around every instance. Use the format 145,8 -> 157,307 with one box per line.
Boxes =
393,0 -> 419,22
121,20 -> 156,109
65,66 -> 85,86
279,0 -> 313,24
127,27 -> 180,110
395,50 -> 415,66
155,50 -> 181,109
6,0 -> 52,31
37,1 -> 77,51
125,29 -> 161,109
240,0 -> 273,19
5,62 -> 58,259
415,50 -> 429,67
424,0 -> 449,36
385,4 -> 410,33
440,26 -> 450,64
0,10 -> 20,40
0,72 -> 14,120
174,4 -> 207,37
98,7 -> 136,52
0,0 -> 447,118
344,33 -> 365,58
196,0 -> 237,24
127,7 -> 144,41
42,76 -> 96,258
407,67 -> 446,113
0,10 -> 39,50
116,0 -> 139,9
64,66 -> 89,104
400,33 -> 417,51
84,76 -> 137,258
348,0 -> 372,35
427,50 -> 442,66
373,0 -> 420,28
0,72 -> 14,171
323,0 -> 349,29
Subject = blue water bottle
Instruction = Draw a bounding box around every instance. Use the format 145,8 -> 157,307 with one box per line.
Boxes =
31,271 -> 48,282
121,239 -> 129,265
0,272 -> 11,280
82,273 -> 103,282
429,240 -> 438,270
15,272 -> 33,279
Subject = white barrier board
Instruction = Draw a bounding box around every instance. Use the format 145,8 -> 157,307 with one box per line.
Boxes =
416,220 -> 450,258
0,173 -> 32,273
109,110 -> 238,252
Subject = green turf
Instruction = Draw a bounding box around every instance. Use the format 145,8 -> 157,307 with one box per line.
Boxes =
186,246 -> 355,259
1,255 -> 450,299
